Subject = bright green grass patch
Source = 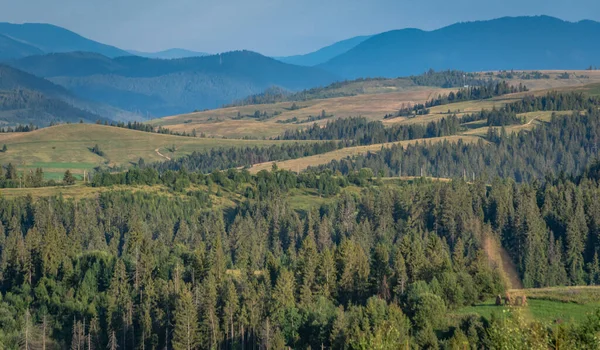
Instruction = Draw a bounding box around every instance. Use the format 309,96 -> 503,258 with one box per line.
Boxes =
527,299 -> 600,324
41,172 -> 83,181
583,83 -> 600,97
453,296 -> 600,324
287,188 -> 334,213
452,299 -> 503,321
462,120 -> 488,130
24,162 -> 97,169
523,286 -> 600,304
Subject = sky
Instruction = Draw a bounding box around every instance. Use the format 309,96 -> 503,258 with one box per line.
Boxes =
1,0 -> 600,56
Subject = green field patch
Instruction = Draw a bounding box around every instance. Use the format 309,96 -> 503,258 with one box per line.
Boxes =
462,120 -> 488,130
287,188 -> 333,213
527,299 -> 600,324
22,162 -> 97,169
453,294 -> 600,324
41,172 -> 84,181
583,83 -> 600,96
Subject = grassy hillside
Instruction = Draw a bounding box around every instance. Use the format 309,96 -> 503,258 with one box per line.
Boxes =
454,287 -> 600,324
0,124 -> 293,177
150,87 -> 446,138
152,71 -> 600,139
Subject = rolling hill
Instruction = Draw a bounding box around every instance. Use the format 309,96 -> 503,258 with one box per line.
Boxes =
275,35 -> 371,66
6,50 -> 341,116
0,22 -> 130,59
0,123 -> 298,178
150,70 -> 600,140
319,16 -> 600,79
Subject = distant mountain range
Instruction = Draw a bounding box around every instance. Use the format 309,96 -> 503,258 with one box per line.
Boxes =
275,35 -> 372,66
0,23 -> 130,59
128,48 -> 210,59
5,51 -> 340,117
317,16 -> 600,78
1,16 -> 600,126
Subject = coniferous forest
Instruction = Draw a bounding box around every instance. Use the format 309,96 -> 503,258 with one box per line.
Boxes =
4,12 -> 600,350
0,161 -> 600,348
2,87 -> 600,348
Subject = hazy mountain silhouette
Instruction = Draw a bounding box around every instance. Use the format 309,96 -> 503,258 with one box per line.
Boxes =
128,48 -> 209,59
318,16 -> 600,78
0,22 -> 130,59
276,35 -> 371,66
0,64 -> 139,125
6,50 -> 340,116
0,34 -> 44,60
0,64 -> 107,126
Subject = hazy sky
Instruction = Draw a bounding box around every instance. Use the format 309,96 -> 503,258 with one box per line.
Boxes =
1,0 -> 599,56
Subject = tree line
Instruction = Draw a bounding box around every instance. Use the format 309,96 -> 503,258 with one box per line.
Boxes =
424,81 -> 527,109
226,70 -> 494,107
279,116 -> 462,146
0,124 -> 38,133
317,93 -> 600,181
150,141 -> 342,174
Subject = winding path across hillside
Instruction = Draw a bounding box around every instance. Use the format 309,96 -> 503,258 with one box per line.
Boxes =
155,148 -> 171,160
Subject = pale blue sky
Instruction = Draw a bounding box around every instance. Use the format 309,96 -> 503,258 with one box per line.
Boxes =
0,0 -> 598,56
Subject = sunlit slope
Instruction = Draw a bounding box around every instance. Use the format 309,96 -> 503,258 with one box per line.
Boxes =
0,124 -> 294,174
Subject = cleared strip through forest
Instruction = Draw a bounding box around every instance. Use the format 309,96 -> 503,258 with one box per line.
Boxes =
483,235 -> 524,290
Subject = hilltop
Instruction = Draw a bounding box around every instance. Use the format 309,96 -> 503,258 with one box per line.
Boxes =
128,48 -> 209,59
275,35 -> 372,66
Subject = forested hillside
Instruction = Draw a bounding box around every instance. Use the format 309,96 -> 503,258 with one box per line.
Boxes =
0,65 -> 118,126
3,15 -> 600,350
0,89 -> 103,126
0,162 -> 600,348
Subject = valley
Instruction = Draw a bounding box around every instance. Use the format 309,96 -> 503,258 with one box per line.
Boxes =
1,13 -> 600,350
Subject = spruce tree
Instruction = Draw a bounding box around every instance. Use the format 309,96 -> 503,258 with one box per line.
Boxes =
172,287 -> 199,350
63,170 -> 76,185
